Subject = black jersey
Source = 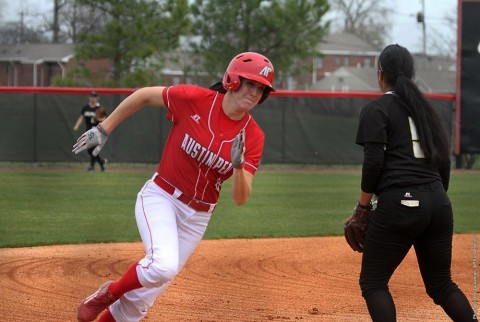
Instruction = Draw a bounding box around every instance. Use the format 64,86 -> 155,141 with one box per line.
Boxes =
356,93 -> 443,194
80,103 -> 101,130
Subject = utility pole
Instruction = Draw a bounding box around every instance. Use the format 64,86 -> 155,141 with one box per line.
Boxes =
53,0 -> 65,43
416,0 -> 427,57
421,0 -> 426,57
20,11 -> 24,43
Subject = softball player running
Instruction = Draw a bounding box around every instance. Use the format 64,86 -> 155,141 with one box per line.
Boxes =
72,52 -> 275,322
344,44 -> 476,321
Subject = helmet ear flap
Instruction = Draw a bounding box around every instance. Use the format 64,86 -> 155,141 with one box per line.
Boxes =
222,73 -> 241,91
258,87 -> 272,105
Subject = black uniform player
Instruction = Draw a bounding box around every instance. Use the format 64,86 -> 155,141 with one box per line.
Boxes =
73,91 -> 107,171
350,44 -> 477,321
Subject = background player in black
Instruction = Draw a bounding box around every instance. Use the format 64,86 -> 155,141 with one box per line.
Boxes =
348,44 -> 476,321
73,91 -> 107,171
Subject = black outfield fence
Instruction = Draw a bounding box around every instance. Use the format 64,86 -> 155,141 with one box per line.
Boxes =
0,87 -> 456,166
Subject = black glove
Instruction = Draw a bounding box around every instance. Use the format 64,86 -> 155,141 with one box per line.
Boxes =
344,202 -> 374,253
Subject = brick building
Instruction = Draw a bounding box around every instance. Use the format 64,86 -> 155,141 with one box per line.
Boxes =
0,44 -> 74,86
0,33 -> 455,92
294,32 -> 381,90
0,44 -> 111,87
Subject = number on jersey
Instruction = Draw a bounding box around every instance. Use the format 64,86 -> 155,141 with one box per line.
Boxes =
408,116 -> 425,158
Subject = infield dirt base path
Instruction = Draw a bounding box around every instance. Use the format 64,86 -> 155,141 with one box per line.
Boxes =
0,235 -> 477,322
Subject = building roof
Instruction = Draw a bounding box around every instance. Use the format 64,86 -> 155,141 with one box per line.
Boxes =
411,54 -> 456,93
0,44 -> 75,63
310,63 -> 456,93
318,32 -> 381,56
311,35 -> 456,93
310,66 -> 378,91
0,39 -> 456,93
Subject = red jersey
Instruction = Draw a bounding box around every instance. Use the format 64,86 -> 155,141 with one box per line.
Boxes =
158,84 -> 265,204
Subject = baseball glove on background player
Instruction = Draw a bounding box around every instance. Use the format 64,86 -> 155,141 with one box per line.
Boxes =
95,107 -> 107,122
344,202 -> 374,253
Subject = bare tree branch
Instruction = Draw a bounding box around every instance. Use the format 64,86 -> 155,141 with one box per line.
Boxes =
329,0 -> 390,49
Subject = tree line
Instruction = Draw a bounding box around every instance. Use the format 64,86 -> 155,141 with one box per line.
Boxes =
0,0 -> 395,87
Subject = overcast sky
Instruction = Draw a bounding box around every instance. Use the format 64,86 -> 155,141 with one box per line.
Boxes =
384,0 -> 456,53
2,0 -> 457,54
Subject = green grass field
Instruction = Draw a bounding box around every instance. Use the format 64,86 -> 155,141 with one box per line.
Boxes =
0,166 -> 478,248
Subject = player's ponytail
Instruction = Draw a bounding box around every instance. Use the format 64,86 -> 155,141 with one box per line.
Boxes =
378,44 -> 450,169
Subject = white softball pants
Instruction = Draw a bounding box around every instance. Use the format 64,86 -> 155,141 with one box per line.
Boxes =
109,175 -> 212,322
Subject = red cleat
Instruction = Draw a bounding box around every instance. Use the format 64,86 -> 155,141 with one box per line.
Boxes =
77,281 -> 116,322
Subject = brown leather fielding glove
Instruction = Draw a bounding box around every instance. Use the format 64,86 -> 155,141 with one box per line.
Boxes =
95,107 -> 107,121
344,202 -> 374,253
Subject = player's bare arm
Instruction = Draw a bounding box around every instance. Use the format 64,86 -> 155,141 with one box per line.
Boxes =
101,86 -> 166,134
358,190 -> 374,207
231,170 -> 254,205
73,115 -> 84,131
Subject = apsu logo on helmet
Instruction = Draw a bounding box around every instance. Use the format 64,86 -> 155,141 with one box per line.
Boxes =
260,66 -> 272,78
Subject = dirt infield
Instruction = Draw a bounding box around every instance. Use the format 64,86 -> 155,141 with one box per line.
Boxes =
0,235 -> 477,322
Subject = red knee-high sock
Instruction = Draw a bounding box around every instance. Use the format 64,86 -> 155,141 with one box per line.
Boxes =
98,308 -> 116,322
108,262 -> 143,300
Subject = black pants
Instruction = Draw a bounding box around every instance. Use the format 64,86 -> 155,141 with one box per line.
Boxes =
87,147 -> 105,170
360,181 -> 476,322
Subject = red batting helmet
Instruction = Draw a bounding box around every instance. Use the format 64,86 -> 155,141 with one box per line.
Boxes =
222,52 -> 275,104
